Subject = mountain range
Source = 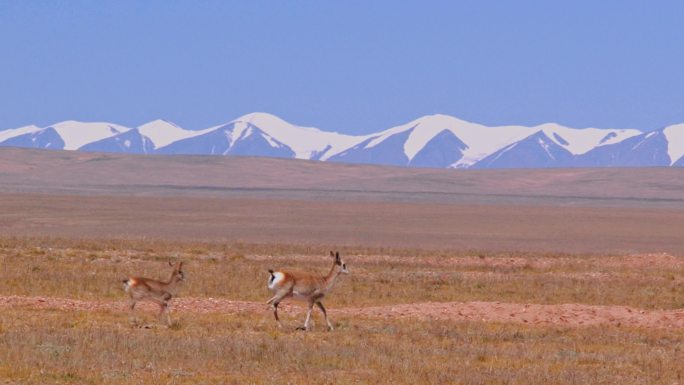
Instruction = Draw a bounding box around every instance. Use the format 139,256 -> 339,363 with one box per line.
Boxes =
1,113 -> 683,169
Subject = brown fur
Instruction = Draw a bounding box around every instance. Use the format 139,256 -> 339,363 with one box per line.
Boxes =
123,261 -> 184,326
266,251 -> 349,331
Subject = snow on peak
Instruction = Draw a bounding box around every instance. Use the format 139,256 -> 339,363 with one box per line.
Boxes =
537,134 -> 556,160
1,113 -> 672,169
237,112 -> 313,131
401,115 -> 473,157
368,116 -> 644,167
368,114 -> 535,167
537,124 -> 642,155
230,112 -> 364,160
664,124 -> 684,165
366,114 -> 469,152
50,121 -> 132,150
227,121 -> 253,146
0,124 -> 42,143
138,119 -> 213,149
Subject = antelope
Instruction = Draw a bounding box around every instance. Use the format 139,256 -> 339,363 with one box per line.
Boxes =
266,251 -> 349,331
122,261 -> 185,326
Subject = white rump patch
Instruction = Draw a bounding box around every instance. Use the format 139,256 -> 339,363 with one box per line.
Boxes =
123,278 -> 135,292
268,272 -> 285,290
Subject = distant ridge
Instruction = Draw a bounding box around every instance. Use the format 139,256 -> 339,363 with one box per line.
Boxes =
1,112 -> 682,168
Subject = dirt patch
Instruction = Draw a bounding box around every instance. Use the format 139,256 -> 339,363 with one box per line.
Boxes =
340,301 -> 684,329
3,295 -> 684,329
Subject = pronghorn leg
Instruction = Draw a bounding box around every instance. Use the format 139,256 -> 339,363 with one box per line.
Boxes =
273,302 -> 283,328
128,300 -> 139,325
161,293 -> 173,326
316,301 -> 333,331
298,301 -> 315,331
146,297 -> 172,326
267,291 -> 290,329
267,290 -> 291,307
160,302 -> 173,326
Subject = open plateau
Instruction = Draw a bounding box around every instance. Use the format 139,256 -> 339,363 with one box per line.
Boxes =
1,147 -> 684,384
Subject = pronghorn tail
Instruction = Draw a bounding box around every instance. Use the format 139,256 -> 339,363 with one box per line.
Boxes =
267,269 -> 277,288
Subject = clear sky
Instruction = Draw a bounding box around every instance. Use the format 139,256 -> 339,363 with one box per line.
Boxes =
1,0 -> 682,134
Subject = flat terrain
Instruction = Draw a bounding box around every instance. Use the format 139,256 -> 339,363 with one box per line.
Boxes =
1,148 -> 684,254
1,241 -> 684,384
2,147 -> 684,208
3,193 -> 684,254
1,148 -> 684,384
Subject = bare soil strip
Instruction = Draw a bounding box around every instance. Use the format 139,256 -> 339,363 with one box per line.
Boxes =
3,295 -> 684,329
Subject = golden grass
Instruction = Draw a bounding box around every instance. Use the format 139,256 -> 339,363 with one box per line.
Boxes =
2,237 -> 684,384
1,308 -> 683,385
0,237 -> 683,309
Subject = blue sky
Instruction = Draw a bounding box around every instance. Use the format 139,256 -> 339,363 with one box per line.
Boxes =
1,0 -> 682,134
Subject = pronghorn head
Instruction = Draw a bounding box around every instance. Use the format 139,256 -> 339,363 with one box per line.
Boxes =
331,251 -> 349,274
169,261 -> 185,282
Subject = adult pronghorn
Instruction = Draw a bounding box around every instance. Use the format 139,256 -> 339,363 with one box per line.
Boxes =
266,251 -> 349,331
122,261 -> 185,326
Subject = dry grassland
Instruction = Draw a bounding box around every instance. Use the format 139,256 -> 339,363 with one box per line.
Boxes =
1,238 -> 684,384
2,238 -> 684,309
3,309 -> 684,385
2,151 -> 684,383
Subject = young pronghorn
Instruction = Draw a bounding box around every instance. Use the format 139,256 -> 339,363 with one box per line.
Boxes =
122,261 -> 185,326
266,251 -> 349,331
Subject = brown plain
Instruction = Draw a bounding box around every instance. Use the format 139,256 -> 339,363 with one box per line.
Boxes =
1,147 -> 684,384
1,147 -> 684,254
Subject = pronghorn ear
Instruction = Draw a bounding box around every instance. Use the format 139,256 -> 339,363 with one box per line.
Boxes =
168,260 -> 174,267
178,261 -> 183,269
330,251 -> 335,258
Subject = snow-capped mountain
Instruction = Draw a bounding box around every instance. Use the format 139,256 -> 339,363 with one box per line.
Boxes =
408,129 -> 469,168
574,129 -> 671,167
471,125 -> 644,169
138,119 -> 212,149
152,113 -> 366,160
1,112 -> 682,169
473,131 -> 575,169
79,128 -> 155,154
326,115 -> 643,168
1,126 -> 65,150
0,125 -> 42,143
233,113 -> 365,160
328,115 -> 536,168
0,121 -> 131,151
664,123 -> 684,166
156,121 -> 296,158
